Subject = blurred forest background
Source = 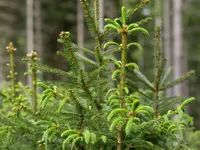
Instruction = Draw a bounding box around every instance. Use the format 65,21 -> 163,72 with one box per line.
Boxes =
0,0 -> 200,129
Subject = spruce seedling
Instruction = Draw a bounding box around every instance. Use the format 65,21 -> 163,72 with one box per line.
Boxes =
6,42 -> 17,103
1,1 -> 199,149
24,51 -> 40,112
105,5 -> 149,150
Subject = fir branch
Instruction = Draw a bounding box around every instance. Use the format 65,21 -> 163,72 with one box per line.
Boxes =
69,89 -> 85,115
154,27 -> 161,118
75,45 -> 94,55
117,7 -> 129,150
103,47 -> 121,56
126,0 -> 150,21
76,53 -> 97,66
160,67 -> 172,85
78,70 -> 96,108
137,17 -> 152,26
159,70 -> 195,91
126,78 -> 153,102
158,58 -> 166,83
6,42 -> 16,103
120,31 -> 127,108
0,92 -> 7,98
27,60 -> 75,78
132,69 -> 154,90
60,32 -> 80,73
154,27 -> 161,89
80,0 -> 99,37
94,46 -> 104,105
26,51 -> 39,112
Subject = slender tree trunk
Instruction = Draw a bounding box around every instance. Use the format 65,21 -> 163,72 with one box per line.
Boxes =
164,0 -> 173,96
35,0 -> 42,58
0,0 -> 17,87
77,0 -> 84,69
26,0 -> 34,85
155,0 -> 162,27
27,0 -> 34,56
99,0 -> 104,32
77,0 -> 84,48
173,0 -> 188,97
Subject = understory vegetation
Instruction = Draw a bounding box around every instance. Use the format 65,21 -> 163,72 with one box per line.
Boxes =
0,0 -> 200,150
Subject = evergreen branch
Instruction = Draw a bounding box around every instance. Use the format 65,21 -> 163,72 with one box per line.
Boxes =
78,70 -> 98,109
133,69 -> 154,90
137,17 -> 152,26
76,53 -> 96,66
6,42 -> 16,104
160,67 -> 172,85
126,139 -> 154,150
120,31 -> 127,108
116,7 -> 129,149
0,1 -> 197,149
75,45 -> 94,55
56,50 -> 69,62
154,27 -> 161,118
89,78 -> 111,89
154,27 -> 161,89
59,31 -> 80,72
94,40 -> 104,106
158,58 -> 166,83
63,39 -> 79,73
80,0 -> 99,37
103,57 -> 121,68
104,18 -> 122,30
104,41 -> 120,49
0,92 -> 7,98
26,51 -> 39,112
159,70 -> 195,91
126,0 -> 150,21
126,79 -> 153,102
127,42 -> 142,52
179,97 -> 195,110
27,60 -> 74,78
69,89 -> 85,116
158,96 -> 184,107
60,110 -> 80,117
94,0 -> 99,30
31,62 -> 37,113
103,47 -> 120,56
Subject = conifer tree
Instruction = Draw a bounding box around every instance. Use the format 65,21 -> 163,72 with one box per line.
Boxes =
0,0 -> 199,150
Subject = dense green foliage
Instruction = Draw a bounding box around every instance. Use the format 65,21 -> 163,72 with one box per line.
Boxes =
0,0 -> 200,150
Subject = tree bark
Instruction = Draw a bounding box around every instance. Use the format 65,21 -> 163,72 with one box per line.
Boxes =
26,0 -> 34,85
173,0 -> 188,97
0,0 -> 17,86
77,0 -> 84,69
35,0 -> 42,58
164,0 -> 173,96
77,0 -> 84,48
155,0 -> 162,27
99,0 -> 104,32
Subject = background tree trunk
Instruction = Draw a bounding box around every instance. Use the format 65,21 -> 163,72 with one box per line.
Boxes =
155,0 -> 162,27
164,0 -> 173,96
99,0 -> 104,32
0,0 -> 18,86
77,0 -> 84,68
77,0 -> 84,48
35,0 -> 42,58
26,0 -> 34,85
173,0 -> 188,97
